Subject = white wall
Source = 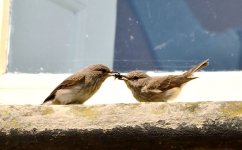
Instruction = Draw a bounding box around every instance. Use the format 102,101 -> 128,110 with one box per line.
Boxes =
1,72 -> 242,105
0,0 -> 4,48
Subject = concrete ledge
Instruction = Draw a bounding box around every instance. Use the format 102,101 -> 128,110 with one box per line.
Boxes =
1,102 -> 242,149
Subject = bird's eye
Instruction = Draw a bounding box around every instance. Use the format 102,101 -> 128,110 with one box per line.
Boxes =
98,69 -> 108,73
103,69 -> 108,73
133,76 -> 139,80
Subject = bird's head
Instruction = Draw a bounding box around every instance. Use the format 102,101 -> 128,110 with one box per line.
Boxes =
87,64 -> 119,79
114,70 -> 149,90
115,70 -> 149,82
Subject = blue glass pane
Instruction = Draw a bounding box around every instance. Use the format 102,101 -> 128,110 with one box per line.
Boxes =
114,0 -> 242,71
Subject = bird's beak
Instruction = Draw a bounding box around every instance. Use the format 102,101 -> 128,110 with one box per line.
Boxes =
108,70 -> 120,76
114,73 -> 129,81
108,71 -> 129,80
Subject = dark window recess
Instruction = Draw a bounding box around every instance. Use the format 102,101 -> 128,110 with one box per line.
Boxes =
114,0 -> 242,71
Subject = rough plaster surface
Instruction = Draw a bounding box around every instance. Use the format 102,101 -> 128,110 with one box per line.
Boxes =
1,102 -> 242,149
0,102 -> 242,131
0,102 -> 220,130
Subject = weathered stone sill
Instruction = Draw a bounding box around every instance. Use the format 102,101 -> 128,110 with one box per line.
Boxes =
1,102 -> 242,149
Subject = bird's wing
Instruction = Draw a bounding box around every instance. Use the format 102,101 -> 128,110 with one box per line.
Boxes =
144,75 -> 194,93
43,74 -> 85,103
142,76 -> 169,93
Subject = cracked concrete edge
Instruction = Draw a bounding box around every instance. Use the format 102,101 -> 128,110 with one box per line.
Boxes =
0,102 -> 242,133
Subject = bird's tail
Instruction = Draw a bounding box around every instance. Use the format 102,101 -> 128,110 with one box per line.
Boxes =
183,59 -> 209,78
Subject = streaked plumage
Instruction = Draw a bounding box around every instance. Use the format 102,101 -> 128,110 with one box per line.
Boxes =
43,64 -> 117,105
116,60 -> 209,102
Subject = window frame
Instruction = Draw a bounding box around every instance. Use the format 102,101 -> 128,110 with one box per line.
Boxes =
0,0 -> 9,74
1,0 -> 242,105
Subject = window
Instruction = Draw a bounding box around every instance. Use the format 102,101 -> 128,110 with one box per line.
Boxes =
114,0 -> 242,71
1,0 -> 242,105
8,0 -> 116,73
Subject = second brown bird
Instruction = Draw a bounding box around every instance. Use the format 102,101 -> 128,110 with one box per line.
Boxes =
116,59 -> 209,102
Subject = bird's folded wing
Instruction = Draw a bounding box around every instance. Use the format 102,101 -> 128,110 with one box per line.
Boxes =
43,75 -> 85,103
144,75 -> 180,93
141,88 -> 162,94
158,75 -> 195,91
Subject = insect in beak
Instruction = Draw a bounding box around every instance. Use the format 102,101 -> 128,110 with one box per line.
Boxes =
113,73 -> 128,81
108,71 -> 120,76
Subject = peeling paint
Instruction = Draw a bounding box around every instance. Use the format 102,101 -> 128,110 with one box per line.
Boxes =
2,117 -> 21,129
69,106 -> 98,119
152,104 -> 166,114
0,109 -> 11,117
185,103 -> 200,112
40,107 -> 54,115
220,103 -> 242,117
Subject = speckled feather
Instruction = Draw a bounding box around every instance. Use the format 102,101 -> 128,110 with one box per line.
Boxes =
43,64 -> 114,105
43,72 -> 85,103
123,59 -> 209,102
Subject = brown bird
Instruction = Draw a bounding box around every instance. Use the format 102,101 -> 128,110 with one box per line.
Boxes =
115,59 -> 209,102
43,64 -> 118,105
